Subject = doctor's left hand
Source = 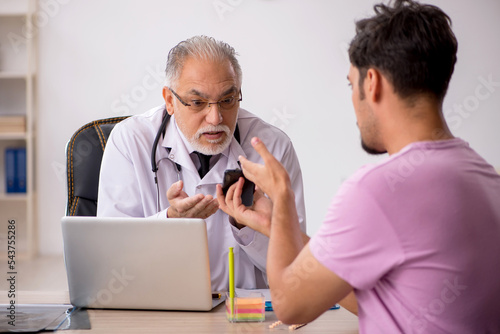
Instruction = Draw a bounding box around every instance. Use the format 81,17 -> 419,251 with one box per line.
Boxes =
166,180 -> 219,219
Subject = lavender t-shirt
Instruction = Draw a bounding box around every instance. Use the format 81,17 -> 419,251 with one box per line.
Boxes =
310,138 -> 500,333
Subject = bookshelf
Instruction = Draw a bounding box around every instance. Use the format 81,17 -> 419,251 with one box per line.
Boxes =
0,0 -> 37,258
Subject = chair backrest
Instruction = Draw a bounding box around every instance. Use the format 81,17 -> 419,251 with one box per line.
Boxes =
66,116 -> 130,216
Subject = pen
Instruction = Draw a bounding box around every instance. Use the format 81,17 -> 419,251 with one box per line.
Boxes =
228,247 -> 235,316
229,247 -> 234,298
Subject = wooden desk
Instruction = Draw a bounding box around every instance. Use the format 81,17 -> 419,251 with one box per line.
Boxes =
1,291 -> 359,333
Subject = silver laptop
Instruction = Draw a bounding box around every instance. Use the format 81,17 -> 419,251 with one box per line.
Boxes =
61,216 -> 224,311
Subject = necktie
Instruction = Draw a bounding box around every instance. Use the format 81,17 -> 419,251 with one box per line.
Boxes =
195,152 -> 212,178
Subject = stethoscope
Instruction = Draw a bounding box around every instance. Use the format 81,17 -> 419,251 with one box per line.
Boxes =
150,108 -> 240,213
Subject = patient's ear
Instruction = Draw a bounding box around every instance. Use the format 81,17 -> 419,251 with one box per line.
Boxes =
162,87 -> 175,115
365,68 -> 382,103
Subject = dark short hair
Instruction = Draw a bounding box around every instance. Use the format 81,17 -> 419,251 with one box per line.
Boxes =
348,0 -> 458,102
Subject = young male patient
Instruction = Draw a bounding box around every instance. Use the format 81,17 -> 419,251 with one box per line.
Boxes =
217,0 -> 500,332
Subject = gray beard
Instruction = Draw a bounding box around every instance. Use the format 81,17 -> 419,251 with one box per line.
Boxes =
188,125 -> 232,155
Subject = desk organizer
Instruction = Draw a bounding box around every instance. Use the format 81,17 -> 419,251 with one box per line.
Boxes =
226,292 -> 265,322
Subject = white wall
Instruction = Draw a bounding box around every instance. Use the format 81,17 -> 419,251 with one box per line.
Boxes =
36,0 -> 500,254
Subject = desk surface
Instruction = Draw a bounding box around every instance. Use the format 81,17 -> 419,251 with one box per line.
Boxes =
1,291 -> 359,333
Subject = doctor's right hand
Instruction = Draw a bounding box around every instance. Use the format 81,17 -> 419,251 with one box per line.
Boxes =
166,180 -> 219,219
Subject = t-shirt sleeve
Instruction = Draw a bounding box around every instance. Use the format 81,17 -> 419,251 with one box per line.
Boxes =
309,171 -> 404,290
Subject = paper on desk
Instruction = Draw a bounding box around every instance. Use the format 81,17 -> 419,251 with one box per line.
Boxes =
0,304 -> 90,332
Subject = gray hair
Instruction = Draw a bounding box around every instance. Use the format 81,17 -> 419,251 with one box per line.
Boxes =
164,35 -> 242,89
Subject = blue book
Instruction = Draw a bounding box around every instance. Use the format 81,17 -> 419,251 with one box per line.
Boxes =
5,148 -> 17,193
16,147 -> 27,193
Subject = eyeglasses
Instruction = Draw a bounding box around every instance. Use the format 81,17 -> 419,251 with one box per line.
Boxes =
169,88 -> 242,112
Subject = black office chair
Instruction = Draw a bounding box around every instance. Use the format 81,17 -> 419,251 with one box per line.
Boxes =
66,116 -> 130,216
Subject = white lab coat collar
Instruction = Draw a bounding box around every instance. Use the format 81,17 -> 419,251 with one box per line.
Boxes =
161,113 -> 246,185
161,116 -> 198,175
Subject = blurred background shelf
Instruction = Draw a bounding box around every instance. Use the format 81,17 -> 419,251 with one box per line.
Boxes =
0,71 -> 29,78
0,0 -> 37,259
0,192 -> 29,200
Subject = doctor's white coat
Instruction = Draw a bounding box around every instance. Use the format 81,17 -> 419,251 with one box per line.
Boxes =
97,105 -> 306,291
